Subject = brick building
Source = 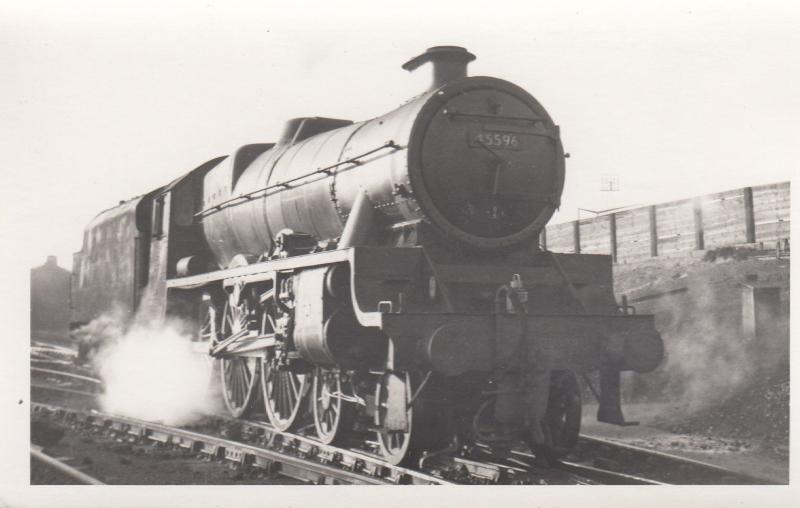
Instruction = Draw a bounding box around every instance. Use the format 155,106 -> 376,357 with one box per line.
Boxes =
30,256 -> 71,342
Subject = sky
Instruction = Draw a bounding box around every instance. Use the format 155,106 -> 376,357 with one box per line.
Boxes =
1,0 -> 798,271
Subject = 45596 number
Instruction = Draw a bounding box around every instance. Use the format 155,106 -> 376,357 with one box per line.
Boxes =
470,131 -> 521,150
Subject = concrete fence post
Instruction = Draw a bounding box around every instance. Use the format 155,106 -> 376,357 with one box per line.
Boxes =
743,187 -> 756,243
648,205 -> 658,257
609,213 -> 618,263
573,220 -> 581,254
693,197 -> 705,250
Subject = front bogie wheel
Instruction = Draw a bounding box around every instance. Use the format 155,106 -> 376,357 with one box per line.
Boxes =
543,370 -> 581,449
374,372 -> 416,465
530,370 -> 582,462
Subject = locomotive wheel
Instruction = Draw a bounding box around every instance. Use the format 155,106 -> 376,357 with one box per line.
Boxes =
257,291 -> 309,432
219,298 -> 260,418
532,370 -> 582,461
220,357 -> 260,418
374,371 -> 427,466
262,357 -> 308,431
312,368 -> 355,444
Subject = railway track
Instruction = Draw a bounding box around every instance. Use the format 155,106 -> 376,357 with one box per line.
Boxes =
30,365 -> 778,485
30,366 -> 104,409
31,383 -> 99,399
568,434 -> 778,485
30,446 -> 105,485
28,370 -> 595,484
31,402 -> 452,485
31,365 -> 100,380
30,401 -> 631,485
33,400 -> 769,485
217,416 -> 603,485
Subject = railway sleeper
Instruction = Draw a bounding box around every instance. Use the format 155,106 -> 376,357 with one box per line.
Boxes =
199,442 -> 223,460
251,455 -> 280,474
127,424 -> 147,440
148,430 -> 172,444
174,436 -> 202,451
223,448 -> 250,467
359,460 -> 384,478
453,457 -> 502,483
316,448 -> 338,464
30,403 -> 451,484
339,454 -> 358,471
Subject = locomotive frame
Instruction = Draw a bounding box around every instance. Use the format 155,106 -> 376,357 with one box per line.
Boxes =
70,46 -> 663,466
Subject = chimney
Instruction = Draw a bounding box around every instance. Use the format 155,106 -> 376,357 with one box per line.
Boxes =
402,46 -> 476,91
46,255 -> 57,266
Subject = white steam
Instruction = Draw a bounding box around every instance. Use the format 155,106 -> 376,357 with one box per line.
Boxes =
621,256 -> 790,414
88,317 -> 220,426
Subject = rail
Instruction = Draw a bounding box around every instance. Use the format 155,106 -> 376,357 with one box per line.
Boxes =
30,367 -> 103,385
30,446 -> 105,485
573,434 -> 779,485
30,365 -> 780,485
31,403 -> 451,485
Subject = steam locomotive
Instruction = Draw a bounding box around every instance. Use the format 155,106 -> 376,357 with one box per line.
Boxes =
71,46 -> 663,465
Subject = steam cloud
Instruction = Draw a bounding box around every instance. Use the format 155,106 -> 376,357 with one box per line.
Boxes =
77,309 -> 221,426
625,258 -> 790,413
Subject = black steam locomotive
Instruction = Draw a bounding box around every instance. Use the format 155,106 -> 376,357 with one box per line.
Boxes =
71,46 -> 663,465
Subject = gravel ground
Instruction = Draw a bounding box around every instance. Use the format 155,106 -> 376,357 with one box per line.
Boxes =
651,364 -> 789,454
582,402 -> 788,484
30,414 -> 302,485
583,248 -> 791,484
612,249 -> 790,446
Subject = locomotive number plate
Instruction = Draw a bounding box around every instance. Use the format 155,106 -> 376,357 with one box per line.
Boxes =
469,131 -> 522,150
